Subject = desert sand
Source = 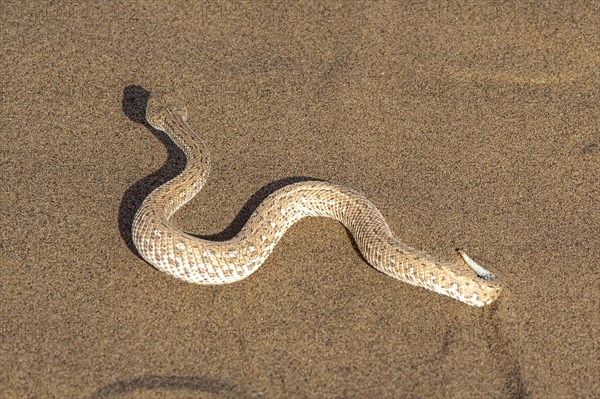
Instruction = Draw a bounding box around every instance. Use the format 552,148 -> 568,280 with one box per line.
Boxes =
1,2 -> 598,398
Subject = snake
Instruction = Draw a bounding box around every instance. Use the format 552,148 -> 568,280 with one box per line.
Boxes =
132,91 -> 502,307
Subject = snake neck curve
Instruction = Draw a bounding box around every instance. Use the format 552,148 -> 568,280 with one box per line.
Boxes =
141,109 -> 211,222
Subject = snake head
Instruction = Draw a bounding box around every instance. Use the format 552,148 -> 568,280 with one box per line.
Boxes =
146,91 -> 188,131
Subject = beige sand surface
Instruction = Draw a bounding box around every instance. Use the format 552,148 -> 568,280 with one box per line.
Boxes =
1,2 -> 599,398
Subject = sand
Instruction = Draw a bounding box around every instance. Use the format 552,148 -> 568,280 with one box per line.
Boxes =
1,1 -> 599,398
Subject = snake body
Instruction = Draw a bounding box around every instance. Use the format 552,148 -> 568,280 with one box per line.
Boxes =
132,92 -> 501,307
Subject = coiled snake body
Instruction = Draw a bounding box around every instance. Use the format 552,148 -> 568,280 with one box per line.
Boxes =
132,92 -> 501,307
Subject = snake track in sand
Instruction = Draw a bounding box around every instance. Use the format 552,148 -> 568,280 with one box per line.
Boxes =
132,92 -> 501,307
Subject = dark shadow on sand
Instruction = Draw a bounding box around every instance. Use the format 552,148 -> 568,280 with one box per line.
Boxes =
88,374 -> 252,399
119,85 -> 321,260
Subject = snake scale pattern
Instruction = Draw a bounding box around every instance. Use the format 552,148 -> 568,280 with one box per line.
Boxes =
132,92 -> 501,307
